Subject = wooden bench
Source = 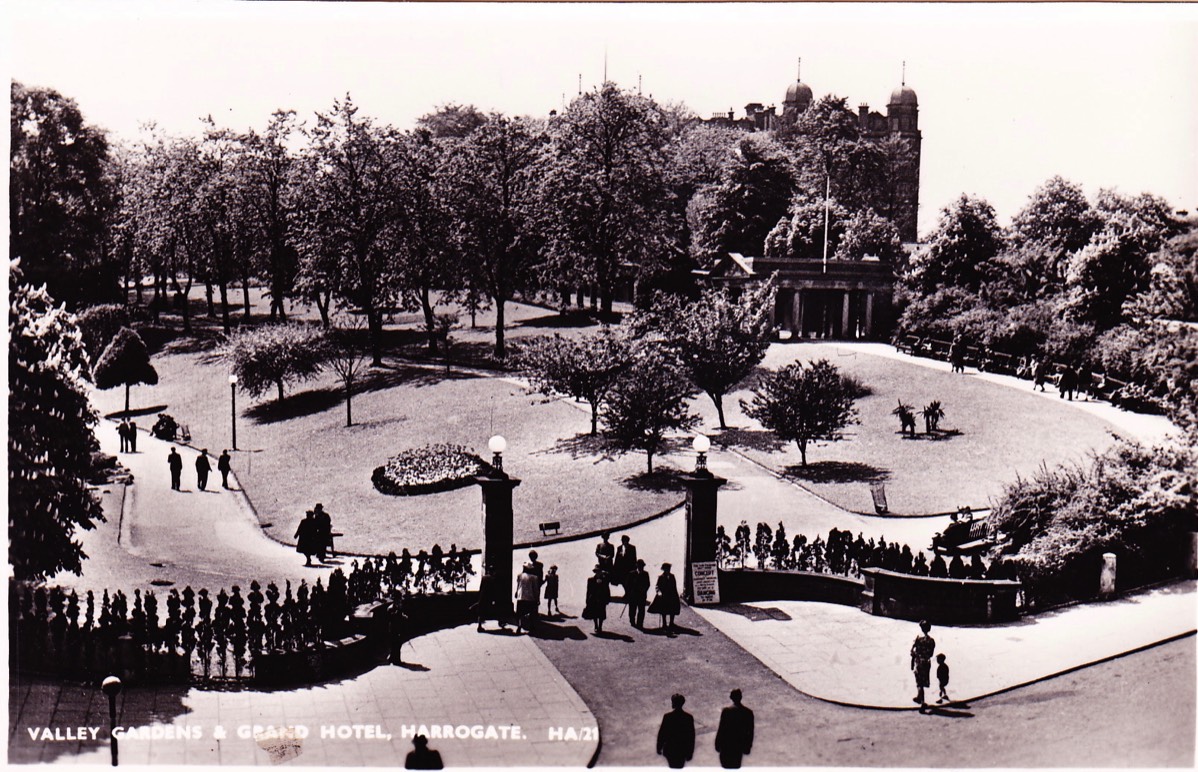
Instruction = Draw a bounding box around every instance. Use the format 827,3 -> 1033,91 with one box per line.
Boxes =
538,522 -> 561,537
933,513 -> 992,554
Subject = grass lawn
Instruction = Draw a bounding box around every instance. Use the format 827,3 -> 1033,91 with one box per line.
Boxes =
687,342 -> 1127,515
91,290 -> 682,556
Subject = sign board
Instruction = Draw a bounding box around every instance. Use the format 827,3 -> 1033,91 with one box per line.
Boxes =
691,561 -> 720,605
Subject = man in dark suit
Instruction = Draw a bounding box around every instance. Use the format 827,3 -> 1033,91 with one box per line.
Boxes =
714,688 -> 754,769
656,693 -> 694,769
612,534 -> 637,586
167,447 -> 183,490
626,559 -> 651,629
217,449 -> 232,488
195,449 -> 212,491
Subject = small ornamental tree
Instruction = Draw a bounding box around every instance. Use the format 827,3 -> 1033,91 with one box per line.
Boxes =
742,359 -> 860,466
326,315 -> 367,427
517,326 -> 632,435
224,323 -> 328,402
76,303 -> 131,363
92,326 -> 158,413
665,279 -> 776,429
9,261 -> 105,581
602,346 -> 698,473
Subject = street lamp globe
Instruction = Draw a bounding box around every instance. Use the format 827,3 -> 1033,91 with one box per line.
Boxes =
693,434 -> 711,472
228,374 -> 238,386
488,435 -> 507,471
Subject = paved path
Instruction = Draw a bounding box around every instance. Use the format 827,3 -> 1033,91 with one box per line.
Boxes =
9,624 -> 596,767
694,581 -> 1197,708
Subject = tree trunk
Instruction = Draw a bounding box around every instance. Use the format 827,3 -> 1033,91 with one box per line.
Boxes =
367,305 -> 383,366
421,286 -> 437,354
242,270 -> 251,318
590,402 -> 599,436
277,380 -> 285,402
494,298 -> 506,360
713,393 -> 727,430
218,279 -> 231,334
180,282 -> 192,334
601,288 -> 614,316
125,383 -> 131,414
315,293 -> 331,328
345,380 -> 353,427
205,279 -> 216,318
646,449 -> 654,474
798,440 -> 807,466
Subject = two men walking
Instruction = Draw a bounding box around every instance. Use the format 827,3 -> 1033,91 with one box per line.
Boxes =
657,689 -> 754,769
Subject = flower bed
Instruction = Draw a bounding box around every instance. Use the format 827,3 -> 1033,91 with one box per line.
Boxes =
372,444 -> 492,496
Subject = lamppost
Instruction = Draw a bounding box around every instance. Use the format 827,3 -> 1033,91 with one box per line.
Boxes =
101,675 -> 122,767
228,374 -> 239,451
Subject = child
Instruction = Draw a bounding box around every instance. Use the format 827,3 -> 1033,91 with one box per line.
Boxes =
936,653 -> 950,703
544,565 -> 560,616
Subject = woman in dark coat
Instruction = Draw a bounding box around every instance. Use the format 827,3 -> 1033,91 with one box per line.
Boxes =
294,510 -> 320,566
648,563 -> 681,632
581,566 -> 610,634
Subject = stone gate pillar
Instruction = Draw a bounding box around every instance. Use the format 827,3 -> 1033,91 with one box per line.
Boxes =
475,438 -> 521,617
679,438 -> 727,604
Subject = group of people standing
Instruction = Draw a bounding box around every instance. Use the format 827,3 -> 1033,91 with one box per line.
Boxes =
166,447 -> 232,492
584,533 -> 681,635
117,419 -> 139,452
294,503 -> 337,566
657,689 -> 755,769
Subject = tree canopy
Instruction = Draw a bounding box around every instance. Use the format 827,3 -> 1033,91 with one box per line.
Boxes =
92,326 -> 159,413
741,359 -> 860,466
224,323 -> 329,402
602,346 -> 698,473
517,326 -> 632,435
9,260 -> 105,581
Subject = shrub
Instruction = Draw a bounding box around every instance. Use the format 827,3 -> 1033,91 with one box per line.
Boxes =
76,304 -> 131,363
224,323 -> 329,402
990,439 -> 1198,605
372,444 -> 493,496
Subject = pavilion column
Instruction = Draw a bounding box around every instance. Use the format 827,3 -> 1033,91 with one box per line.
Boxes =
865,292 -> 875,338
841,291 -> 851,339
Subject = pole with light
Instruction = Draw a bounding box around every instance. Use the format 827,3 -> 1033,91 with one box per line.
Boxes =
476,434 -> 519,621
101,675 -> 122,767
228,374 -> 239,451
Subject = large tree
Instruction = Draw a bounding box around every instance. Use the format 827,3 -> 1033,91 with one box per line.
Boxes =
443,113 -> 547,359
516,326 -> 631,435
906,194 -> 1003,295
742,359 -> 860,466
92,326 -> 159,413
9,261 -> 105,581
10,82 -> 117,307
541,83 -> 678,315
290,96 -> 408,365
690,135 -> 795,263
602,346 -> 698,474
660,279 -> 777,430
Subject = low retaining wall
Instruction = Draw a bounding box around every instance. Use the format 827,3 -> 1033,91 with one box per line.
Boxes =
860,568 -> 1021,624
718,568 -> 864,607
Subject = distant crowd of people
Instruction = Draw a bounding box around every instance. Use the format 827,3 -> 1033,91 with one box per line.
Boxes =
718,523 -> 1016,582
942,334 -> 1104,403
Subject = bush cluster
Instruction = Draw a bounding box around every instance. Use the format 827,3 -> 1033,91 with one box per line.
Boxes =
989,439 -> 1198,605
372,444 -> 492,496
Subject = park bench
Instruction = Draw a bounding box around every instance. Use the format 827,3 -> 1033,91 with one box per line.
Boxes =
538,521 -> 561,537
932,509 -> 993,554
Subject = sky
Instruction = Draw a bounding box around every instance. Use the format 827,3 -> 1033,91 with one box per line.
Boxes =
6,1 -> 1198,237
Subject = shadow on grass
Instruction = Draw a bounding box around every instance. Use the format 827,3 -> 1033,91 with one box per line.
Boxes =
714,427 -> 788,454
105,404 -> 169,420
784,461 -> 891,484
621,468 -> 689,493
246,389 -> 344,424
536,432 -> 617,462
899,428 -> 964,442
516,310 -> 607,329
